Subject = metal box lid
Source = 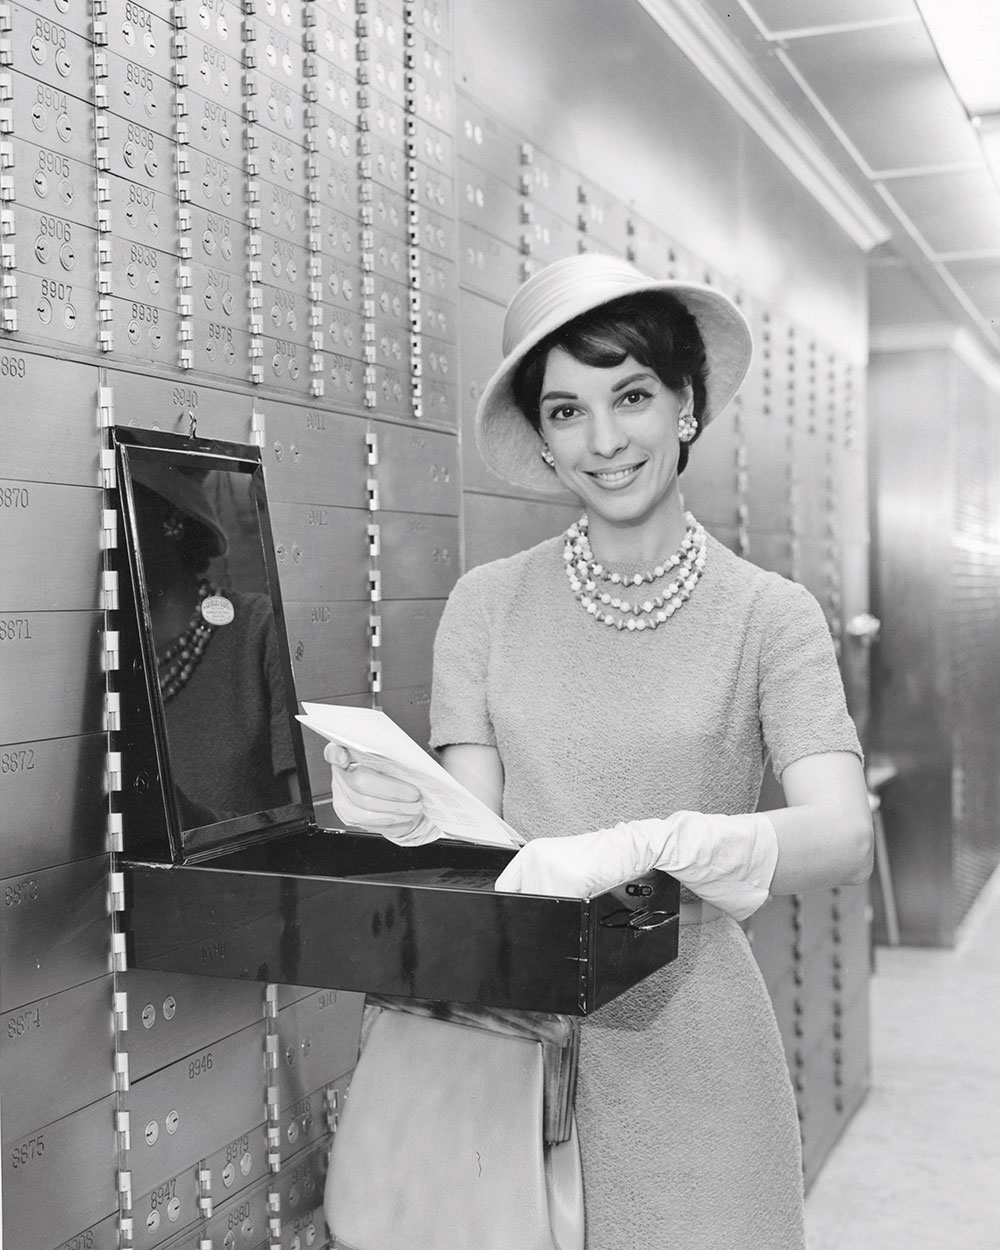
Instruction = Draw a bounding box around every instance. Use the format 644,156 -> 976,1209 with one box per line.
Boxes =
112,425 -> 314,863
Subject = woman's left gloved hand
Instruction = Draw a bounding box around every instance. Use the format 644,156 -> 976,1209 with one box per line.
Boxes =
326,743 -> 442,846
493,811 -> 779,922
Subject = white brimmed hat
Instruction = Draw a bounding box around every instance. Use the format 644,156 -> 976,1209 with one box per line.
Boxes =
475,252 -> 753,494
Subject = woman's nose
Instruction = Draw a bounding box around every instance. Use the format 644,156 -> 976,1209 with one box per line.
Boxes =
588,408 -> 628,457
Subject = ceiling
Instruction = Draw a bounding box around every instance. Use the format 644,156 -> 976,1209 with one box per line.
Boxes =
695,0 -> 1000,359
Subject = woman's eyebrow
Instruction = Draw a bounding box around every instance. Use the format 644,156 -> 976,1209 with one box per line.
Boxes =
610,371 -> 657,392
540,389 -> 579,403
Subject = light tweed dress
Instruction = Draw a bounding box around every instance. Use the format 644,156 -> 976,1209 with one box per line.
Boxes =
429,530 -> 861,1250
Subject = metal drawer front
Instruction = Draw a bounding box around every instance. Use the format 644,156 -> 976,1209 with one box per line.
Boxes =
269,502 -> 371,603
283,600 -> 372,701
2,482 -> 102,611
201,1123 -> 270,1206
370,422 -> 460,516
120,969 -> 266,1082
0,855 -> 110,1012
377,598 -> 445,692
274,1141 -> 331,1223
378,512 -> 461,600
124,1020 -> 267,1196
276,1079 -> 339,1164
380,683 -> 433,749
260,401 -> 369,509
273,988 -> 364,1105
0,975 -> 114,1143
0,732 -> 107,876
202,1175 -> 271,1250
131,1165 -> 201,1250
106,371 -> 255,446
1,1095 -> 117,1250
0,353 -> 99,485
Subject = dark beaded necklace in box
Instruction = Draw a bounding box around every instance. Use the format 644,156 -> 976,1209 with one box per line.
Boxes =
156,580 -> 217,702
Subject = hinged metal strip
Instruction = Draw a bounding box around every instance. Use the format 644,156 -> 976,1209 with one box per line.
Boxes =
111,931 -> 127,974
325,1083 -> 340,1135
0,79 -> 13,328
198,1166 -> 212,1216
304,48 -> 325,397
105,690 -> 120,729
103,376 -> 135,1250
263,981 -> 284,1195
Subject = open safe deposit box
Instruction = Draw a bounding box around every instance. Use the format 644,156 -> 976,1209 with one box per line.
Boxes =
112,426 -> 680,1015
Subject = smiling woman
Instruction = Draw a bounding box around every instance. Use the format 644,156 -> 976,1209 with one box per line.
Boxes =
324,252 -> 873,1250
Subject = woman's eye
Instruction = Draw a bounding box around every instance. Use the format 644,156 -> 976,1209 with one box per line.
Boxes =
548,405 -> 578,421
621,389 -> 650,406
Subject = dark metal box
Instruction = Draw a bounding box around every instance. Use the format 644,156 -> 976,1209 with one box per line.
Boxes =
112,426 -> 679,1015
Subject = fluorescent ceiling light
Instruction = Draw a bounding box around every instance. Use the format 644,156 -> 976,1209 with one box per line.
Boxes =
915,0 -> 1000,118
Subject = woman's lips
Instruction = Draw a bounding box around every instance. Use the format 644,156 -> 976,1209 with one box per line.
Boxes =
585,462 -> 645,487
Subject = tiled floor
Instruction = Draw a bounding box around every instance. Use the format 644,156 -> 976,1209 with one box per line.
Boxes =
804,868 -> 1000,1249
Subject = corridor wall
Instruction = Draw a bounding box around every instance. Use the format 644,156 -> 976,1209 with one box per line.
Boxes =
869,334 -> 1000,946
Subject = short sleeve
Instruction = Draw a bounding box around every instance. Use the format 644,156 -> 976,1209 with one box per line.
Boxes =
758,579 -> 862,779
429,566 -> 497,750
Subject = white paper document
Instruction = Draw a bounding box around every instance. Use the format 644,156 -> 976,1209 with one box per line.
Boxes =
297,702 -> 524,849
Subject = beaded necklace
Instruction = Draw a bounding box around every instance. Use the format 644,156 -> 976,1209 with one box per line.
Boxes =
562,511 -> 707,631
156,580 -> 217,702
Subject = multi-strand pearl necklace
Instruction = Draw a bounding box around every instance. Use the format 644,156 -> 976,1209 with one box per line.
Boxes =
562,512 -> 707,631
156,581 -> 217,702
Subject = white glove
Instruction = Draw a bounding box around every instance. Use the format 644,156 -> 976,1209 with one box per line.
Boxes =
326,743 -> 442,847
494,811 -> 779,921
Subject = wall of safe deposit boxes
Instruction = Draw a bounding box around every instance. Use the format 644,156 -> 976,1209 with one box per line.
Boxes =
0,0 -> 874,1247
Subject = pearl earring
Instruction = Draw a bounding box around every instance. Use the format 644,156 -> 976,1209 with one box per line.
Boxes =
678,412 -> 698,444
540,445 -> 555,468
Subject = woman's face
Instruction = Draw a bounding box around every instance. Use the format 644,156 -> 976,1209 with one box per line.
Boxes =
538,347 -> 693,529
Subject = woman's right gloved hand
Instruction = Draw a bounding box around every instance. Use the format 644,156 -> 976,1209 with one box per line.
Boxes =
494,811 -> 778,920
325,742 -> 442,846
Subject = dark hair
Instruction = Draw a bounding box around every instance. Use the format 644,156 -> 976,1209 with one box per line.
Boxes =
511,289 -> 709,474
